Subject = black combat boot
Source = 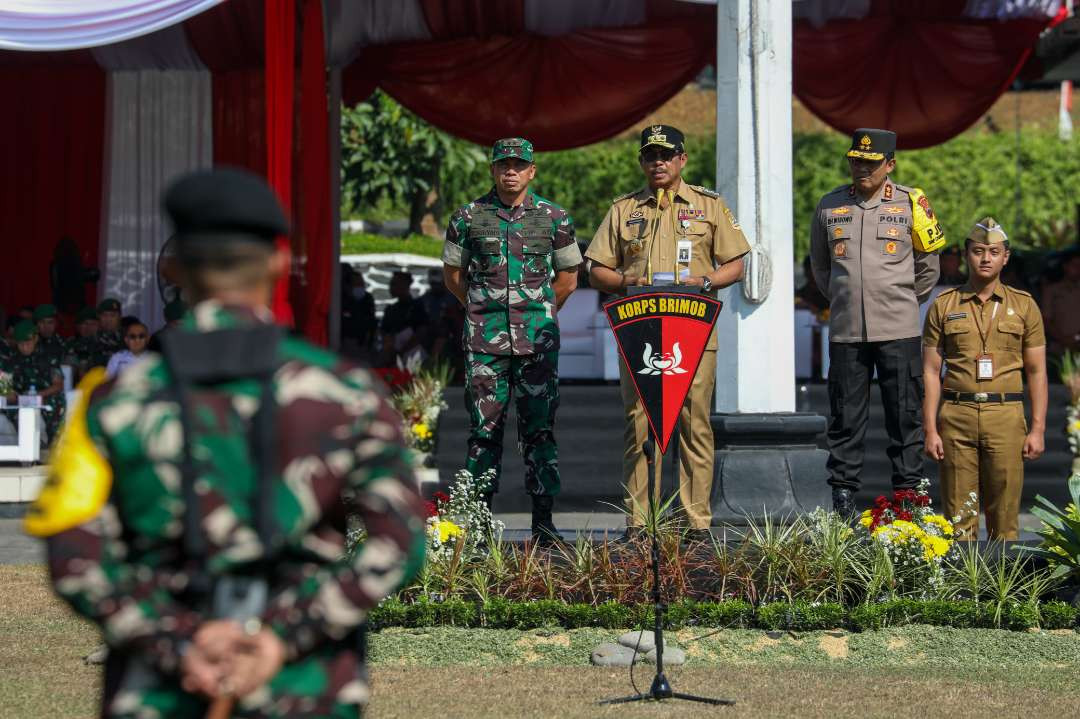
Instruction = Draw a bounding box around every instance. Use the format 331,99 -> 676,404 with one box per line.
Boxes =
531,495 -> 563,548
832,487 -> 856,517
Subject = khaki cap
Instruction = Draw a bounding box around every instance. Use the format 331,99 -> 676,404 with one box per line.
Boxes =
966,216 -> 1008,245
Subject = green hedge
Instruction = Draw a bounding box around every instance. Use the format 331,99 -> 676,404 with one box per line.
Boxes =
341,232 -> 443,258
367,597 -> 1079,633
352,130 -> 1080,263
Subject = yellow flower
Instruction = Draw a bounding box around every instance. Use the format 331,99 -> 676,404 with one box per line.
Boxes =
1070,420 -> 1080,434
921,535 -> 951,560
432,520 -> 462,543
859,510 -> 873,529
923,514 -> 954,536
412,422 -> 432,440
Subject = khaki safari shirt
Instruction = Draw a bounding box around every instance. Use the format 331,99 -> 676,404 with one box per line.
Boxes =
585,179 -> 750,350
922,282 -> 1045,394
810,179 -> 940,343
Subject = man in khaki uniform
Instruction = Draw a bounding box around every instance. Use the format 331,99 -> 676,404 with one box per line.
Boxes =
809,128 -> 944,515
586,125 -> 749,539
923,217 -> 1047,540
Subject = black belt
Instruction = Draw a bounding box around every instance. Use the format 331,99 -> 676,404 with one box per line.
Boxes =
943,390 -> 1023,403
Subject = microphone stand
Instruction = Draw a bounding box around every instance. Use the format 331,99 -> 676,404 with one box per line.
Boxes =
600,432 -> 733,707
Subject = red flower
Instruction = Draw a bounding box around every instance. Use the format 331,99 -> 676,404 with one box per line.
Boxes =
372,367 -> 413,389
897,510 -> 913,522
915,495 -> 931,507
874,495 -> 891,508
434,491 -> 450,505
424,500 -> 438,518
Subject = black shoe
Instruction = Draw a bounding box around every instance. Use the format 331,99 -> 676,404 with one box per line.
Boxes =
832,488 -> 856,516
530,495 -> 564,548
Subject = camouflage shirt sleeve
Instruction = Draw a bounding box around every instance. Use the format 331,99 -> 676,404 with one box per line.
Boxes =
442,207 -> 470,268
551,209 -> 582,271
46,386 -> 203,676
261,373 -> 427,661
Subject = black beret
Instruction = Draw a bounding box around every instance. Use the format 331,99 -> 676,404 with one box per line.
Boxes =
97,298 -> 121,314
164,167 -> 289,242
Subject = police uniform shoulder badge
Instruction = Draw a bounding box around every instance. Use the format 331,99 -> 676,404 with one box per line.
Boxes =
612,189 -> 639,205
908,187 -> 946,253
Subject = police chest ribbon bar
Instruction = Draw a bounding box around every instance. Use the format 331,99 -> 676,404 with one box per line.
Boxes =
604,290 -> 721,453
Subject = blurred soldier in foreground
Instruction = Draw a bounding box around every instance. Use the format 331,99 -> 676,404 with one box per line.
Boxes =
26,167 -> 427,718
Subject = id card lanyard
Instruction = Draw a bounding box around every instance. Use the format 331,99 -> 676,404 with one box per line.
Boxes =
971,297 -> 1000,381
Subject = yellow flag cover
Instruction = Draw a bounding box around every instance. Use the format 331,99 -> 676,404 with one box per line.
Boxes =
908,188 -> 946,253
24,368 -> 112,538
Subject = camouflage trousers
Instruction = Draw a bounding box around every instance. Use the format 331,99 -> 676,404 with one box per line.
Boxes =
465,351 -> 560,496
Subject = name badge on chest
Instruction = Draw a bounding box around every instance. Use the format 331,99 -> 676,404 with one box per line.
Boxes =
976,353 -> 994,380
677,239 -> 692,265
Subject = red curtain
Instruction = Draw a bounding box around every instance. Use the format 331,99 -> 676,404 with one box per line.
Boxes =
343,19 -> 716,151
265,0 -> 296,326
297,0 -> 331,345
794,10 -> 1056,149
0,60 -> 105,317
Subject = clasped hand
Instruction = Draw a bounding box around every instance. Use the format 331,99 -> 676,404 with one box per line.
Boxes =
180,620 -> 285,700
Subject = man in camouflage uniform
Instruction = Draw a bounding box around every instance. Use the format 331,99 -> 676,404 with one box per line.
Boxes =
442,137 -> 581,545
68,306 -> 103,378
33,304 -> 68,369
4,319 -> 65,443
809,128 -> 944,515
26,168 -> 427,718
96,297 -> 123,360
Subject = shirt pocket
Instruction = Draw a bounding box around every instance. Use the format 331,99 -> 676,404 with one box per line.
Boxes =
996,318 -> 1024,352
943,320 -> 973,355
468,237 -> 503,277
828,228 -> 852,261
877,226 -> 910,262
522,236 -> 552,280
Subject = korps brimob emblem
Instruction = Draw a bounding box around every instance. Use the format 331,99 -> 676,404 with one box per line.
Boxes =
605,290 -> 721,453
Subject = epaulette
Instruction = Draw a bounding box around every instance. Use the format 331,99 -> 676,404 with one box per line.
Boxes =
826,184 -> 852,196
1004,285 -> 1033,299
893,183 -> 918,197
611,189 -> 639,204
690,184 -> 720,198
936,286 -> 959,299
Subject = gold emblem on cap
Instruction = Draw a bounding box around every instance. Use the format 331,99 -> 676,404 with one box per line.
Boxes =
860,135 -> 872,148
652,125 -> 663,134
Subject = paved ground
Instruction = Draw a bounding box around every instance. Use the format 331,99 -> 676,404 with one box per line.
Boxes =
1,382 -> 1070,563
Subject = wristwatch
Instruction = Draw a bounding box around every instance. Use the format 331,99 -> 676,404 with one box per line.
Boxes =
700,276 -> 713,293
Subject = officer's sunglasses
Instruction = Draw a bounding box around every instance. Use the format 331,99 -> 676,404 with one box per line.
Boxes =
639,148 -> 679,164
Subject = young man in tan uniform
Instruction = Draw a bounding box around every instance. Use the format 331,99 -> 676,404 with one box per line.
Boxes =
922,217 -> 1047,540
586,125 -> 749,540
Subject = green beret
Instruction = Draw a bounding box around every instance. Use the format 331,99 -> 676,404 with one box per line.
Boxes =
164,168 -> 289,242
76,306 -> 98,323
97,298 -> 121,314
13,320 -> 37,342
33,304 -> 57,322
164,298 -> 187,322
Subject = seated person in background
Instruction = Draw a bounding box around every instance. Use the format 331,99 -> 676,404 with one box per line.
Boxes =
147,299 -> 186,352
1041,248 -> 1080,357
33,304 -> 66,370
341,269 -> 376,358
936,245 -> 966,286
105,320 -> 150,379
68,306 -> 102,378
5,320 -> 65,444
795,255 -> 829,316
16,305 -> 34,323
419,267 -> 455,359
380,270 -> 428,366
95,298 -> 123,359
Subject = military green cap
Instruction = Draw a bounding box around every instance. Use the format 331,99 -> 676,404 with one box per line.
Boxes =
164,298 -> 187,322
491,137 -> 533,163
13,320 -> 37,342
32,304 -> 57,322
847,128 -> 896,161
97,298 -> 121,314
967,216 -> 1008,245
76,306 -> 97,323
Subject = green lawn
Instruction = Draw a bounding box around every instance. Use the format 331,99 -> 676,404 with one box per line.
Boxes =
341,232 -> 443,258
4,565 -> 1079,718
